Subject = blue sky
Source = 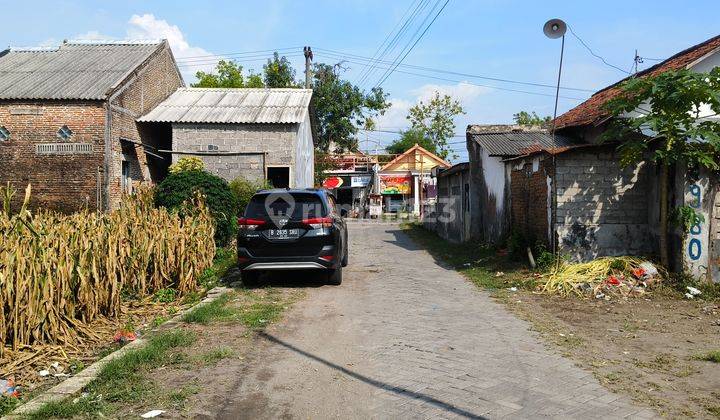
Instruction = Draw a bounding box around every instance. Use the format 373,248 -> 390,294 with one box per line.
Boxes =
2,0 -> 718,161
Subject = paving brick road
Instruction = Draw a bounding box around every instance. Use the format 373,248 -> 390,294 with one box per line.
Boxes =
217,224 -> 655,419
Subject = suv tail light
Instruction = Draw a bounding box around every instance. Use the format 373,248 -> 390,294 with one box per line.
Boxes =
302,217 -> 332,229
238,217 -> 265,231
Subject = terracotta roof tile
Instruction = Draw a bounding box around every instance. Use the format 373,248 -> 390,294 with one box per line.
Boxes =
554,34 -> 720,130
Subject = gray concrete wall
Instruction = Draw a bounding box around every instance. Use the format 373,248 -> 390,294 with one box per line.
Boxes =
171,122 -> 298,184
555,149 -> 654,260
434,169 -> 470,243
466,138 -> 511,244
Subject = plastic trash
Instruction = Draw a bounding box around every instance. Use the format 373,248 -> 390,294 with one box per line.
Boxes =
639,261 -> 659,277
113,330 -> 138,343
0,378 -> 19,398
141,410 -> 165,418
508,287 -> 518,292
687,286 -> 702,296
38,369 -> 50,377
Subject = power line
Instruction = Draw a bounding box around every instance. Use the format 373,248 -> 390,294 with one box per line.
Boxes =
567,25 -> 630,75
177,54 -> 304,68
374,0 -> 451,88
355,0 -> 425,87
175,47 -> 301,61
317,48 -> 595,93
317,53 -> 587,101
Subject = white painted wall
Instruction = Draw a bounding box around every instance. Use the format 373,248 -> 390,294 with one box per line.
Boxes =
294,112 -> 315,188
480,148 -> 506,214
683,176 -> 711,279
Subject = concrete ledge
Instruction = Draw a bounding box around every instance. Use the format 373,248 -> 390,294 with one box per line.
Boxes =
6,286 -> 231,418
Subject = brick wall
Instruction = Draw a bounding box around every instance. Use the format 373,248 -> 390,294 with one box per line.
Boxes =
0,42 -> 182,213
555,149 -> 653,260
108,43 -> 183,209
510,156 -> 553,247
171,123 -> 298,184
0,101 -> 105,212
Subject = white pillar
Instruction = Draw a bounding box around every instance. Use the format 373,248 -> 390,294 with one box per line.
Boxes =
413,175 -> 420,215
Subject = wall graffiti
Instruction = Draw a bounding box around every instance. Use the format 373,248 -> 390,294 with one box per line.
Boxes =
684,181 -> 709,278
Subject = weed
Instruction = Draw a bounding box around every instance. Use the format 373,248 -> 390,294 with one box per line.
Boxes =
27,395 -> 106,420
694,350 -> 720,363
68,358 -> 85,373
151,316 -> 169,328
153,288 -> 177,303
603,372 -> 622,384
29,329 -> 197,418
167,384 -> 201,406
181,291 -> 203,305
240,301 -> 284,329
195,347 -> 234,365
182,293 -> 237,324
0,396 -> 19,417
401,223 -> 536,290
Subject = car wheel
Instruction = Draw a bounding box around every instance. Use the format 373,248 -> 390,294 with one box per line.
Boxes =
327,267 -> 343,285
241,270 -> 260,288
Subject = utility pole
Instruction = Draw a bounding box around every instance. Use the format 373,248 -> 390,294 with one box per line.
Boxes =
633,50 -> 643,76
304,46 -> 313,89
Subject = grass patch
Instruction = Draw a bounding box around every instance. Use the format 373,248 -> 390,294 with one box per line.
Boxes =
195,347 -> 234,365
166,383 -> 201,407
0,396 -> 19,417
182,293 -> 237,324
201,247 -> 237,289
27,329 -> 196,419
401,222 -> 536,290
694,350 -> 720,363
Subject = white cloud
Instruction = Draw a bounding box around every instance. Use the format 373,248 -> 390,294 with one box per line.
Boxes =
74,30 -> 114,41
376,81 -> 490,130
411,81 -> 491,103
126,14 -> 217,81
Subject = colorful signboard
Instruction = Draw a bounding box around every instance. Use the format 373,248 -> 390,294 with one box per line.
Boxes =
380,175 -> 411,195
322,176 -> 344,189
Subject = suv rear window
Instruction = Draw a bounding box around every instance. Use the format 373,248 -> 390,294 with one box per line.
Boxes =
244,193 -> 327,219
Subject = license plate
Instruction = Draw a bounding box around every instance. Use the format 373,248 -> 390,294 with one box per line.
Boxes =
266,229 -> 300,239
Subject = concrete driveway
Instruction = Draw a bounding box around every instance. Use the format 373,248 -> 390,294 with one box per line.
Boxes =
215,224 -> 654,419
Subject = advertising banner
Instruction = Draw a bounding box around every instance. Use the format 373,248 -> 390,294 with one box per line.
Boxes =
380,175 -> 411,195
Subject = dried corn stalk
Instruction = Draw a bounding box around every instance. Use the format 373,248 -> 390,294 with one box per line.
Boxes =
0,184 -> 215,353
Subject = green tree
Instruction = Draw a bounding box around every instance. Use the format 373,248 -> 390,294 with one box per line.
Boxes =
245,72 -> 265,88
513,111 -> 551,128
603,68 -> 720,267
193,60 -> 247,88
264,52 -> 297,88
407,92 -> 465,159
386,129 -> 437,155
312,63 -> 390,152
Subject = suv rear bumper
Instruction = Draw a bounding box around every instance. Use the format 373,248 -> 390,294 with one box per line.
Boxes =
237,246 -> 339,271
243,261 -> 327,270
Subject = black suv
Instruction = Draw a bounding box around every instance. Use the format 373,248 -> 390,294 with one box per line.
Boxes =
237,189 -> 348,285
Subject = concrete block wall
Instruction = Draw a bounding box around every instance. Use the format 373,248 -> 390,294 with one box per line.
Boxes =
172,123 -> 297,184
555,149 -> 653,260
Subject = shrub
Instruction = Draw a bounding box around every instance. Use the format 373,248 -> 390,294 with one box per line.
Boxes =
155,170 -> 238,246
229,177 -> 272,215
169,157 -> 205,174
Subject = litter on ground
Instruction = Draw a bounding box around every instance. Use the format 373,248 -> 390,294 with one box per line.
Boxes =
0,377 -> 19,398
538,257 -> 665,298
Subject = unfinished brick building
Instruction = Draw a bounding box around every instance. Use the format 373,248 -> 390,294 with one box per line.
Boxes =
0,40 -> 183,212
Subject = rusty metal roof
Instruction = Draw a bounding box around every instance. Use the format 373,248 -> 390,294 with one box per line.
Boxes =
0,41 -> 163,100
468,127 -> 580,157
138,88 -> 313,124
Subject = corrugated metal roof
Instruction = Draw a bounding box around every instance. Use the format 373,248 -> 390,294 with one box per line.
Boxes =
0,41 -> 162,100
138,88 -> 313,124
469,130 -> 580,157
